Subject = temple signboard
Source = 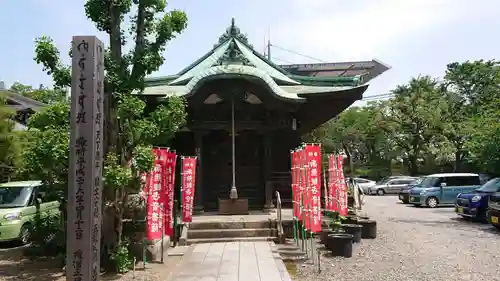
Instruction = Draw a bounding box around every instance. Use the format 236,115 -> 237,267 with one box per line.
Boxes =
67,36 -> 105,281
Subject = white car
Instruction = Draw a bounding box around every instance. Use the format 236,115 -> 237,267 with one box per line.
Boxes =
352,178 -> 376,194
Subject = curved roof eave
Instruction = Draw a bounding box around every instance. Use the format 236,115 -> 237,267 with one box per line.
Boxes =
182,65 -> 306,102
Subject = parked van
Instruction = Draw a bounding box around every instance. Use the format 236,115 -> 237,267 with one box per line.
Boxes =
408,173 -> 481,208
0,181 -> 60,244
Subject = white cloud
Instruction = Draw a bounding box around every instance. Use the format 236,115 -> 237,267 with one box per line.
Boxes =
271,0 -> 496,61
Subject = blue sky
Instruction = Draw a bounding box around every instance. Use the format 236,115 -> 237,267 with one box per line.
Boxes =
1,0 -> 499,104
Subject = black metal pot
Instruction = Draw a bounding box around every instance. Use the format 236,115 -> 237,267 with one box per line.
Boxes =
342,216 -> 358,225
326,233 -> 354,258
341,224 -> 363,243
348,196 -> 355,207
357,219 -> 377,239
320,229 -> 336,245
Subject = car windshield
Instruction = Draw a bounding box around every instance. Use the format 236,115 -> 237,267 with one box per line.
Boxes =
420,177 -> 439,188
0,186 -> 32,208
476,178 -> 500,192
411,177 -> 424,186
376,177 -> 392,185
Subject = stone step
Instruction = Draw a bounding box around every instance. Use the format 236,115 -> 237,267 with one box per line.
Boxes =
274,248 -> 306,257
189,220 -> 276,230
280,255 -> 309,263
186,236 -> 275,245
188,228 -> 277,239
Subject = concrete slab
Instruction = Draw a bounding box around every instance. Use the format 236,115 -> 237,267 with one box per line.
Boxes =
169,241 -> 293,281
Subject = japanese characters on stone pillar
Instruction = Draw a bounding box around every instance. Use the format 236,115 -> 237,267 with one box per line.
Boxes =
67,36 -> 105,281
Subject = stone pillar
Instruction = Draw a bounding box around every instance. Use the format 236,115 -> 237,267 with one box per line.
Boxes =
194,132 -> 204,213
263,132 -> 275,211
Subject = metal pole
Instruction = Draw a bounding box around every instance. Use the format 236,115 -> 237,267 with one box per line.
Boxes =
230,97 -> 238,199
290,151 -> 298,245
160,204 -> 164,263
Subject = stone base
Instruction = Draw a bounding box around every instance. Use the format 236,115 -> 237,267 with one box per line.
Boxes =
194,205 -> 204,214
218,198 -> 249,215
129,236 -> 170,263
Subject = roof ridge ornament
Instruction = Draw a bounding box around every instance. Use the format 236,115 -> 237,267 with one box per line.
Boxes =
215,18 -> 251,47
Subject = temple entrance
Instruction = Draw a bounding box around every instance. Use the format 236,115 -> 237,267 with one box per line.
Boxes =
202,129 -> 264,211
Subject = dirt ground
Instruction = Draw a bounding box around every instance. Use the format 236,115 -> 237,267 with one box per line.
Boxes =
0,243 -> 185,281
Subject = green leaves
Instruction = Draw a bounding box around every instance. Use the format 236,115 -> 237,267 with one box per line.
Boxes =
22,128 -> 69,185
104,153 -> 132,189
34,37 -> 71,89
27,102 -> 70,130
132,145 -> 154,175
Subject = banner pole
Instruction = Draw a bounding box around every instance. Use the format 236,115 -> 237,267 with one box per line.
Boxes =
294,150 -> 300,247
290,151 -> 298,244
143,173 -> 149,269
299,147 -> 306,253
160,204 -> 164,263
180,157 -> 184,225
172,155 -> 178,247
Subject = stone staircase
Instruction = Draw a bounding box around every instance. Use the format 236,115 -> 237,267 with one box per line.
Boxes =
187,220 -> 278,244
271,239 -> 308,263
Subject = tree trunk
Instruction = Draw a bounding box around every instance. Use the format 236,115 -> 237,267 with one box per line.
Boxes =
454,150 -> 462,172
408,155 -> 419,176
343,144 -> 355,176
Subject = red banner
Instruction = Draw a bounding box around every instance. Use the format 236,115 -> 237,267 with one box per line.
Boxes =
145,148 -> 168,240
181,157 -> 197,223
164,151 -> 177,237
328,154 -> 339,212
291,151 -> 298,219
298,148 -> 306,223
337,155 -> 348,216
305,144 -> 322,233
326,154 -> 333,211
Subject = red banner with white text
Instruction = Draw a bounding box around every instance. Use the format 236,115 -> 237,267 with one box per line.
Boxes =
299,148 -> 306,225
181,157 -> 197,223
326,154 -> 334,211
164,151 -> 177,237
337,155 -> 348,216
305,144 -> 322,233
145,148 -> 168,240
291,151 -> 298,219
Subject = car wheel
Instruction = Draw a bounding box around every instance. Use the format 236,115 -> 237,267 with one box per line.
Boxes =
19,223 -> 32,245
477,209 -> 488,223
426,197 -> 438,208
376,189 -> 385,196
402,200 -> 409,204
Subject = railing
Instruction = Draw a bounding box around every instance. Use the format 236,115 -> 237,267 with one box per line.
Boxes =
275,191 -> 284,242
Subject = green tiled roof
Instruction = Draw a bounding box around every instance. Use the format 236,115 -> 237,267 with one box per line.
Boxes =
140,18 -> 365,100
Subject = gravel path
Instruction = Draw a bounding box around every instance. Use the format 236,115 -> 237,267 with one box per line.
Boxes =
296,196 -> 500,281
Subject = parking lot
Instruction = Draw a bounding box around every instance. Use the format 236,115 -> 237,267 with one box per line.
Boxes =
298,195 -> 500,281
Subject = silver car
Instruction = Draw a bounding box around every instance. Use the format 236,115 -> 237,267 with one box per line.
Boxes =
368,177 -> 417,196
352,178 -> 376,194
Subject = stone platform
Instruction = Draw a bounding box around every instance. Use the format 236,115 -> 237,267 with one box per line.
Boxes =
187,210 -> 285,244
170,241 -> 292,281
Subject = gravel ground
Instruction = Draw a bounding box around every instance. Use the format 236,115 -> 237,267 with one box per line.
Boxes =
296,196 -> 500,281
0,244 -> 180,281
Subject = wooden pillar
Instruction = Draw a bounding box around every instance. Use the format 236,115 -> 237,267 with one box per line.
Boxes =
194,132 -> 204,213
263,131 -> 274,211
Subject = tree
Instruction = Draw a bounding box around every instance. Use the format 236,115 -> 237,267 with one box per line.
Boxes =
305,101 -> 395,178
0,94 -> 22,181
32,0 -> 189,260
385,76 -> 446,176
22,102 -> 70,187
10,82 -> 67,105
444,60 -> 500,173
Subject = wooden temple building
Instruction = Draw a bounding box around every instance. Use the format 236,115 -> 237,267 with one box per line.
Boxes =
1,87 -> 46,130
138,19 -> 390,214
